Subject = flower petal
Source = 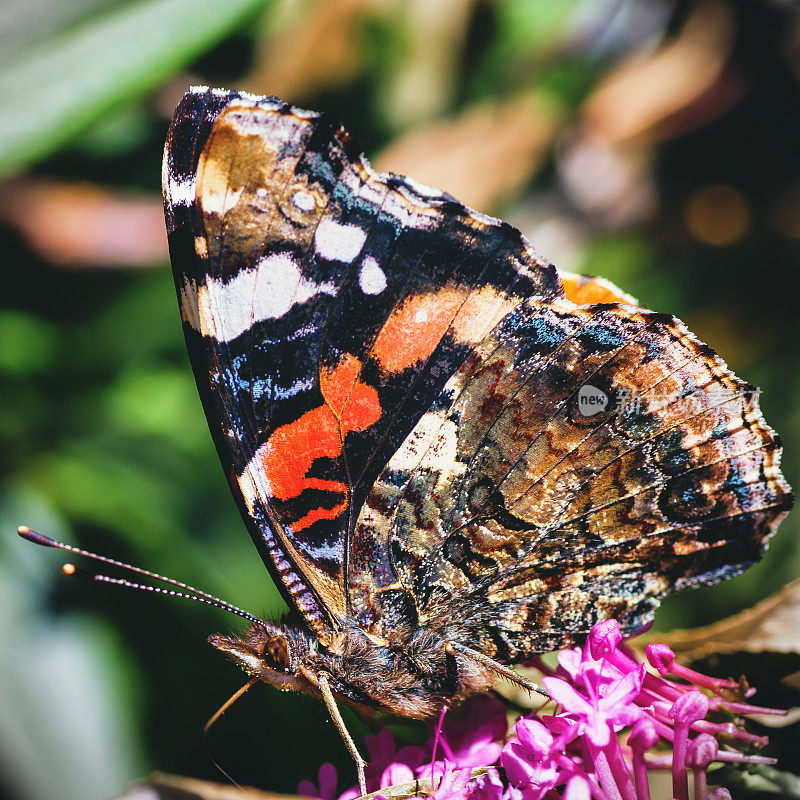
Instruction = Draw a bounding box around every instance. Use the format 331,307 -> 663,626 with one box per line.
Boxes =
298,780 -> 318,797
381,762 -> 414,788
318,763 -> 339,800
516,718 -> 554,757
563,774 -> 592,800
542,677 -> 593,715
501,741 -> 538,787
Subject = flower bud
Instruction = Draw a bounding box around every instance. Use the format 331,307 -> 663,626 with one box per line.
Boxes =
628,718 -> 660,752
686,734 -> 718,769
645,643 -> 676,675
669,690 -> 709,725
588,619 -> 623,659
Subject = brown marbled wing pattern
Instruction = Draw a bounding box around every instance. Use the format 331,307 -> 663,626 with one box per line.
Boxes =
353,292 -> 791,657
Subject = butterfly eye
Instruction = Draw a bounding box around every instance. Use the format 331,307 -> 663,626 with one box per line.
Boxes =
263,634 -> 294,674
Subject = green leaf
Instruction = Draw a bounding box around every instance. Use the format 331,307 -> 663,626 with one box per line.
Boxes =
711,764 -> 800,798
0,0 -> 273,178
496,0 -> 582,54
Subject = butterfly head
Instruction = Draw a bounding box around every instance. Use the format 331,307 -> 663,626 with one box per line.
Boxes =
209,621 -> 314,694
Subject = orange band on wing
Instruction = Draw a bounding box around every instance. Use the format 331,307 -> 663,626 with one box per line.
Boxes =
373,291 -> 463,373
559,271 -> 639,307
258,355 -> 382,525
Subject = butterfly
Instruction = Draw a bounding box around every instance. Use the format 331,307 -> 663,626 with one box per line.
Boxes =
161,86 -> 791,791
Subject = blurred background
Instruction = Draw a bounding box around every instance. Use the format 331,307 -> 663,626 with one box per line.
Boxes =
1,1 -> 799,798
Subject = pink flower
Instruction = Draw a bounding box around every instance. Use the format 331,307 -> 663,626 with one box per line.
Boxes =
298,762 -> 339,800
502,739 -> 560,800
304,620 -> 785,800
543,664 -> 644,746
440,695 -> 508,769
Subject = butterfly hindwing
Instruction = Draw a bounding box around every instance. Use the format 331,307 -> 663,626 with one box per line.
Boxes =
356,278 -> 790,655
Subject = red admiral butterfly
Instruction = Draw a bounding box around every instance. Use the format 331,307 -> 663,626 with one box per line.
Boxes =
23,86 -> 793,795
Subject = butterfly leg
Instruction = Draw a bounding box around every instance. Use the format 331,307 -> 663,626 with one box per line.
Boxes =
446,642 -> 549,700
318,672 -> 368,797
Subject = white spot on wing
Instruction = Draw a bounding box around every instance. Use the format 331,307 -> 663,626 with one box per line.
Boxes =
314,218 -> 367,262
203,252 -> 336,342
292,190 -> 315,211
166,173 -> 196,207
358,257 -> 387,295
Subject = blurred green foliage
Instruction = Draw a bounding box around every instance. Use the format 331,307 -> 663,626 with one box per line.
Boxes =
1,1 -> 799,799
0,0 -> 274,176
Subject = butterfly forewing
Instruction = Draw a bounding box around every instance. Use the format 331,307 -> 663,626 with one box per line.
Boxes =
163,88 -> 564,641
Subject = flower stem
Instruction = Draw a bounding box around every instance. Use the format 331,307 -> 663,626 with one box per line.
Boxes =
587,742 -> 625,800
603,738 -> 637,800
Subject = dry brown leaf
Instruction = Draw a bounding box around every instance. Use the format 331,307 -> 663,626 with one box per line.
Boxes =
639,579 -> 800,664
372,92 -> 563,213
244,0 -> 372,101
582,0 -> 739,145
0,178 -> 165,268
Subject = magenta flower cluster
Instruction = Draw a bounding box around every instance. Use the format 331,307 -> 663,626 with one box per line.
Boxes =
299,621 -> 782,800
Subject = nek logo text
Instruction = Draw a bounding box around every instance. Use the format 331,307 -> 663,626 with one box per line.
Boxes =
577,384 -> 610,416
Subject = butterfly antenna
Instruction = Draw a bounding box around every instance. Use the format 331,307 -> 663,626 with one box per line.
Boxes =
203,677 -> 258,789
18,526 -> 263,626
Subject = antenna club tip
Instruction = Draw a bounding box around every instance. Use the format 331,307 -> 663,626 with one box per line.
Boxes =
18,526 -> 56,546
62,563 -> 76,576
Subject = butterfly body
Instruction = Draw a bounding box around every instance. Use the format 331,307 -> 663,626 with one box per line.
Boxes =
210,607 -> 498,719
162,87 -> 791,726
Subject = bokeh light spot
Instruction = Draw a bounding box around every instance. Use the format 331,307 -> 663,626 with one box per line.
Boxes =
684,184 -> 750,246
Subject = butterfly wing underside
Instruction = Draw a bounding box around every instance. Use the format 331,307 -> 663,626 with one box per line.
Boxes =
356,274 -> 792,657
164,89 -> 790,657
162,88 -> 562,643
